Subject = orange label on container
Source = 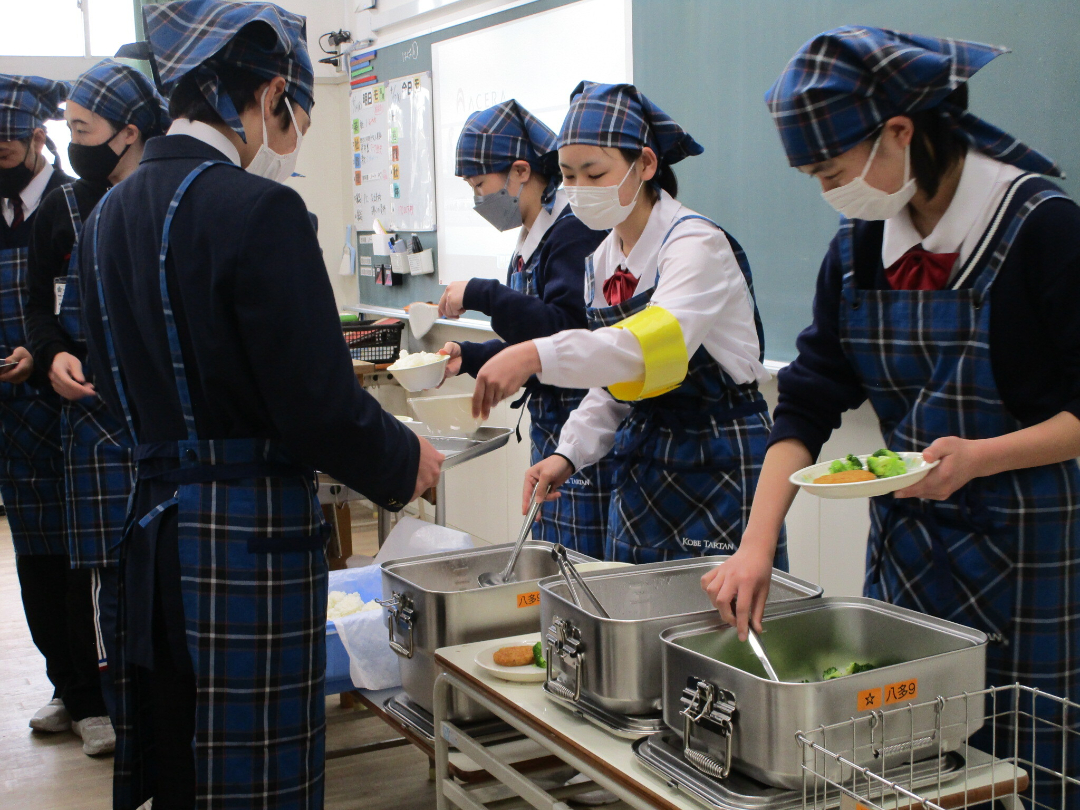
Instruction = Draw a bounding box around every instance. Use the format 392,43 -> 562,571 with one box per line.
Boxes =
839,796 -> 872,810
856,687 -> 883,712
884,678 -> 919,705
516,591 -> 541,609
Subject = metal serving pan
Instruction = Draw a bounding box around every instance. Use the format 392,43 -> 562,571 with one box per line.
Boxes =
661,597 -> 987,790
380,541 -> 595,721
422,426 -> 513,470
540,558 -> 822,720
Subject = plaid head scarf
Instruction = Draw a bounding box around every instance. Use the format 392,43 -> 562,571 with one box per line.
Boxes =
141,0 -> 314,142
765,25 -> 1062,177
0,74 -> 68,168
558,81 -> 703,166
68,59 -> 171,138
456,100 -> 560,204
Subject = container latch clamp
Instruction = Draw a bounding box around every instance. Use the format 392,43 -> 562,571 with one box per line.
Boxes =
680,677 -> 736,780
545,616 -> 584,703
376,591 -> 415,659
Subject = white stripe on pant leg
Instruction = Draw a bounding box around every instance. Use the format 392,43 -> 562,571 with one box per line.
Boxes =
91,568 -> 107,670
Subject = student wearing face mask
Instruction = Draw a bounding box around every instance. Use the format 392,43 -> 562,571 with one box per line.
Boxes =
76,1 -> 443,807
472,82 -> 783,566
0,73 -> 88,734
706,28 -> 1080,805
436,100 -> 610,557
21,60 -> 171,753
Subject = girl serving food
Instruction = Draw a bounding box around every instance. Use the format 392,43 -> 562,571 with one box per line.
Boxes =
708,27 -> 1080,804
472,82 -> 783,566
438,100 -> 611,558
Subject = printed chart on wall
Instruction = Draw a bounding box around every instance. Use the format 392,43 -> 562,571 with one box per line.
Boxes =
350,71 -> 437,232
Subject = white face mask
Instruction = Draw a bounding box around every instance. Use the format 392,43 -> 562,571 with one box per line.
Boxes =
821,133 -> 916,221
564,163 -> 643,230
246,88 -> 303,183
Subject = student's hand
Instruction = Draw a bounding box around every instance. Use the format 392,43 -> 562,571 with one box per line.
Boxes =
0,347 -> 34,385
472,342 -> 540,419
893,437 -> 983,501
700,540 -> 776,642
411,436 -> 446,501
522,455 -> 572,517
438,281 -> 469,319
437,342 -> 462,382
49,352 -> 96,400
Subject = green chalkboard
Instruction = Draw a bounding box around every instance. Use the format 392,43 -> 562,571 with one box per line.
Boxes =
630,0 -> 1080,361
359,0 -> 1079,359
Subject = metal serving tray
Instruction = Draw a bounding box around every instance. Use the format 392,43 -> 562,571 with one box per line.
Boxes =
632,732 -> 967,810
661,597 -> 987,790
423,427 -> 513,470
382,691 -> 519,747
540,558 -> 822,719
380,541 -> 595,721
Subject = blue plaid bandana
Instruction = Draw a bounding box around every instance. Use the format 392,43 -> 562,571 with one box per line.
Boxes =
142,0 -> 314,142
68,59 -> 171,138
558,81 -> 703,166
766,25 -> 1062,177
456,100 -> 559,204
0,74 -> 67,141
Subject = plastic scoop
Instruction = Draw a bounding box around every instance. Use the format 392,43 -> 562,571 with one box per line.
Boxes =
478,483 -> 547,587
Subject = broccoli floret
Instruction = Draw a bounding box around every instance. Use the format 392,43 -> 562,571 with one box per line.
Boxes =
845,453 -> 864,470
872,448 -> 900,460
823,662 -> 876,680
828,459 -> 847,474
867,454 -> 907,478
533,641 -> 546,669
822,666 -> 840,680
829,454 -> 865,474
850,662 -> 877,675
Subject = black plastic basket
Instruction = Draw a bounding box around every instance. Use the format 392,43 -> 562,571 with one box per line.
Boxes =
341,319 -> 404,364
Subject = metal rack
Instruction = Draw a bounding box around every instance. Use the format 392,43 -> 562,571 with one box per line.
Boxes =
797,684 -> 1078,810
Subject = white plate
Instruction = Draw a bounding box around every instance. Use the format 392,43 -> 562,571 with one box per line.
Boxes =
474,640 -> 547,683
790,452 -> 940,499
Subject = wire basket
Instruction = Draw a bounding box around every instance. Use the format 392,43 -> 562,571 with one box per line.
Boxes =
798,684 -> 1079,810
341,319 -> 404,364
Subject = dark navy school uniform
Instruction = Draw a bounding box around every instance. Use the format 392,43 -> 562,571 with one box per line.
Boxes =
78,133 -> 419,809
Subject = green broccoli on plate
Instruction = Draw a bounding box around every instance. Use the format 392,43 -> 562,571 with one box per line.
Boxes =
828,453 -> 865,474
533,641 -> 546,669
867,449 -> 907,478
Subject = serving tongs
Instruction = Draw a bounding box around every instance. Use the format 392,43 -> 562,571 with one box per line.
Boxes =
551,543 -> 610,619
478,482 -> 548,587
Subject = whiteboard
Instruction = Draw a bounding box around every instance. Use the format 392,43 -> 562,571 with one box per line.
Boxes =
350,71 -> 437,231
431,0 -> 633,284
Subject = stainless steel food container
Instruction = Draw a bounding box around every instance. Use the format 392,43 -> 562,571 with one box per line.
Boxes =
661,597 -> 988,790
380,541 -> 595,721
540,558 -> 822,717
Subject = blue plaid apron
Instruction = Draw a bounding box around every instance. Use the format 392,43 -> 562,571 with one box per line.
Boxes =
587,215 -> 785,567
508,219 -> 613,559
838,175 -> 1079,808
57,184 -> 134,569
0,228 -> 66,556
91,162 -> 330,810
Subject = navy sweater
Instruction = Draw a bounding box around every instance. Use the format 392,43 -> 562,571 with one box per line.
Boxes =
771,198 -> 1080,459
456,209 -> 606,376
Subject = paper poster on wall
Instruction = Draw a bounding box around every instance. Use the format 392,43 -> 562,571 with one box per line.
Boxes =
350,71 -> 437,231
431,0 -> 632,284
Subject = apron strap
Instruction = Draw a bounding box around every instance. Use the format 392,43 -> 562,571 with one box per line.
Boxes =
62,184 -> 82,245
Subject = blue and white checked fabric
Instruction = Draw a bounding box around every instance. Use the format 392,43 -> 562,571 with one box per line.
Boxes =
837,175 -> 1079,809
456,100 -> 559,202
765,25 -> 1062,177
142,0 -> 314,141
559,81 -> 703,166
0,74 -> 66,141
585,215 -> 785,567
91,162 -> 330,809
67,59 -> 171,138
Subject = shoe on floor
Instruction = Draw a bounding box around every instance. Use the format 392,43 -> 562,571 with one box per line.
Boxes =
71,715 -> 116,756
29,698 -> 71,733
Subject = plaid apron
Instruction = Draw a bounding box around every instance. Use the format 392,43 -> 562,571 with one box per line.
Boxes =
91,162 -> 330,810
57,184 -> 134,569
507,220 -> 613,559
0,235 -> 66,556
587,215 -> 785,567
838,174 -> 1079,807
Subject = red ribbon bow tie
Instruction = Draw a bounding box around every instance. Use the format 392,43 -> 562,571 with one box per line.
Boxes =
603,266 -> 639,306
885,245 -> 960,291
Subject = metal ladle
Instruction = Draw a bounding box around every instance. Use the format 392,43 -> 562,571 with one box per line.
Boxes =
747,628 -> 780,682
477,482 -> 548,587
552,543 -> 610,619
